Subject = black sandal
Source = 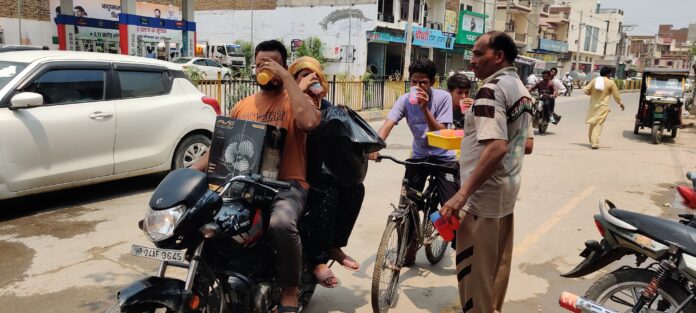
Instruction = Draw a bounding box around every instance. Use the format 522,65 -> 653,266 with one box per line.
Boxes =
276,304 -> 300,313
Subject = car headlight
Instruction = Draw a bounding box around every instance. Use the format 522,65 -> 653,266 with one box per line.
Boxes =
144,205 -> 185,242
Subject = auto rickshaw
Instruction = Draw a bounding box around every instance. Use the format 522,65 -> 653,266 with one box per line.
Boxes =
634,68 -> 689,144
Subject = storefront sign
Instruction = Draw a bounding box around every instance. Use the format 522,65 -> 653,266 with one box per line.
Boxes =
412,26 -> 454,50
367,31 -> 406,44
526,52 -> 559,63
444,10 -> 458,34
455,10 -> 486,45
538,38 -> 569,53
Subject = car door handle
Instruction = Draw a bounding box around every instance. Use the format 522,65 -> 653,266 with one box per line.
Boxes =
89,112 -> 114,120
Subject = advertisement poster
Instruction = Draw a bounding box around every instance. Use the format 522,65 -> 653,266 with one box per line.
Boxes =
412,26 -> 455,50
50,0 -> 121,41
444,10 -> 458,34
455,10 -> 486,45
50,1 -> 182,42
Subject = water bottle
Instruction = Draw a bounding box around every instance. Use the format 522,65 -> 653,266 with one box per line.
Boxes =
429,211 -> 458,242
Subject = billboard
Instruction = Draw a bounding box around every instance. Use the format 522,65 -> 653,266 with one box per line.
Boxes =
455,10 -> 486,45
50,1 -> 182,42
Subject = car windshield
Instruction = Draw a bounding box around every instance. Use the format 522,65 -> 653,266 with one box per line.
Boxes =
172,58 -> 191,64
225,45 -> 241,56
646,77 -> 684,97
0,61 -> 28,89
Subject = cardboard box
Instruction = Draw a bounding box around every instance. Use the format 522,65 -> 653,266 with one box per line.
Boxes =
206,117 -> 286,188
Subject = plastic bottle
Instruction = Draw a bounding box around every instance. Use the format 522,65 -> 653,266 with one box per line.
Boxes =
309,82 -> 324,95
256,71 -> 273,85
429,211 -> 459,242
558,292 -> 618,313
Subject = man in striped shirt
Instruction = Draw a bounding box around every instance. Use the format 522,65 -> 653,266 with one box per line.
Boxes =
440,31 -> 534,313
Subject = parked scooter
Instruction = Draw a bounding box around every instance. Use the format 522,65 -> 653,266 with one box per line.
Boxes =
559,172 -> 696,312
107,169 -> 317,313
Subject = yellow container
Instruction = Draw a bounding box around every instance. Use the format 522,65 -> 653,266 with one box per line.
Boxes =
426,131 -> 463,150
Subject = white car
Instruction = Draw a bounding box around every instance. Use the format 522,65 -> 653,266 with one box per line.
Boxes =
0,51 -> 220,200
172,57 -> 232,81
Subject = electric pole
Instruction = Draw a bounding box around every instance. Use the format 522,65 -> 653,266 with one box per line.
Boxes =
402,0 -> 415,81
615,25 -> 635,79
575,10 -> 583,72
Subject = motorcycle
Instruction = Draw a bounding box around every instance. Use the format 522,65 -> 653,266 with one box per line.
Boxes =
107,169 -> 317,313
564,80 -> 573,97
560,172 -> 696,312
531,91 -> 552,134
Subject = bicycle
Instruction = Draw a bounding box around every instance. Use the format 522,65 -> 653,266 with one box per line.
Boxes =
370,155 -> 458,313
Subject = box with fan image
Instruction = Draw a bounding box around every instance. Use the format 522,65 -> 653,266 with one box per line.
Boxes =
206,116 -> 286,188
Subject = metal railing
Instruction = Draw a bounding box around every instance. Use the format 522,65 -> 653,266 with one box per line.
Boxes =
198,77 -> 451,116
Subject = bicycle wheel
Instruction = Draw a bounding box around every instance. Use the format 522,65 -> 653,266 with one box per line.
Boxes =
371,220 -> 406,313
424,201 -> 447,265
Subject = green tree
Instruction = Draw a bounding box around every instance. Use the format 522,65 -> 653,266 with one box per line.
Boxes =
234,40 -> 253,70
296,37 -> 326,66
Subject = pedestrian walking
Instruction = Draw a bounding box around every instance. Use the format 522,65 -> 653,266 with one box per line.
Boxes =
583,67 -> 625,149
439,31 -> 534,313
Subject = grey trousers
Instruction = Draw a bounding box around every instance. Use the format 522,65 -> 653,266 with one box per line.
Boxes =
268,181 -> 307,287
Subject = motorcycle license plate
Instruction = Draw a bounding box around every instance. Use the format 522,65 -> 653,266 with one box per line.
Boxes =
131,245 -> 184,262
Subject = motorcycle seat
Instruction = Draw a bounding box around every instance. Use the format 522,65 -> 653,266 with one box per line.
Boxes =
610,208 -> 696,255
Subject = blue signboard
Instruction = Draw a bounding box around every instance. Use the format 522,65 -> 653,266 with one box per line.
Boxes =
412,26 -> 455,50
367,31 -> 406,44
539,38 -> 569,53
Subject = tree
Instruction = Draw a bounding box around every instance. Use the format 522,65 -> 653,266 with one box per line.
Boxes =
233,40 -> 253,70
296,37 -> 326,66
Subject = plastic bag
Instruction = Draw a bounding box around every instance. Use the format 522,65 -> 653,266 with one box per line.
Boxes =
311,105 -> 386,185
321,105 -> 386,154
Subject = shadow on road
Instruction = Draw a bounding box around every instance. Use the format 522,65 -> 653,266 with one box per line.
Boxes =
621,130 -> 676,145
0,173 -> 164,221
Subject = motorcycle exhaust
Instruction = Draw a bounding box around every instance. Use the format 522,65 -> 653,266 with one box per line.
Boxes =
559,292 -> 619,313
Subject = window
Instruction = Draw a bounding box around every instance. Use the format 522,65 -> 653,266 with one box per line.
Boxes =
23,69 -> 106,105
193,59 -> 207,66
205,60 -> 222,68
172,58 -> 191,64
118,71 -> 166,98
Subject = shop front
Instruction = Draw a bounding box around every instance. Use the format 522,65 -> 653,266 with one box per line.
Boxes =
366,26 -> 455,78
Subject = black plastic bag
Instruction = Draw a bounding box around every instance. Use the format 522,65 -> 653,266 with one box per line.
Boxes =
311,105 -> 386,185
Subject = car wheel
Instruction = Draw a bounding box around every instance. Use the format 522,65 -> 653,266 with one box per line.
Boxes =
173,134 -> 211,170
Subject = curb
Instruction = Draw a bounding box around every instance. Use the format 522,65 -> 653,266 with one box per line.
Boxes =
357,109 -> 389,122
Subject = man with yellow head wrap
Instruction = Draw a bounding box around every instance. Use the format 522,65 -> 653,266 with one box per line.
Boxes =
289,57 -> 366,289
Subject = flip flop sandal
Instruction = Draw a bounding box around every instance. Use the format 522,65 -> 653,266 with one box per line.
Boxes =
330,254 -> 360,272
314,267 -> 339,288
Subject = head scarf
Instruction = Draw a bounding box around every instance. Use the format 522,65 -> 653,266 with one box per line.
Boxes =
288,56 -> 329,100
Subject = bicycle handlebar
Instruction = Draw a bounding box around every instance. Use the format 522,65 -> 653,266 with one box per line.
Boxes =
376,155 -> 458,174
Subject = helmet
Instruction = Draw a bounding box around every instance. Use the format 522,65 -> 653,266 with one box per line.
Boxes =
213,201 -> 264,250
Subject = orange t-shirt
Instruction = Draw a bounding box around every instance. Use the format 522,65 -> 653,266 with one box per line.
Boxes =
231,91 -> 309,189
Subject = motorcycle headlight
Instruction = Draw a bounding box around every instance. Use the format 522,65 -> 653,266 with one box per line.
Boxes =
144,205 -> 185,242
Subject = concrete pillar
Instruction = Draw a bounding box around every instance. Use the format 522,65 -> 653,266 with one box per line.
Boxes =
182,0 -> 195,57
57,0 -> 75,51
119,0 -> 137,55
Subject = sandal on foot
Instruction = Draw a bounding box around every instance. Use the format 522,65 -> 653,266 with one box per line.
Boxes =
314,266 -> 339,288
330,250 -> 360,272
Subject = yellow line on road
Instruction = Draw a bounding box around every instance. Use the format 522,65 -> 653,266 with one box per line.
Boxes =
512,186 -> 596,258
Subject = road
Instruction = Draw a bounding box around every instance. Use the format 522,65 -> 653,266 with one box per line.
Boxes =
1,91 -> 695,313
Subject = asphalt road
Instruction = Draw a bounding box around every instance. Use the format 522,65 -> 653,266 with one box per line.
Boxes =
1,91 -> 695,313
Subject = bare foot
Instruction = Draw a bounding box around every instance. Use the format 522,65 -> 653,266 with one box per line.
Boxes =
329,248 -> 360,271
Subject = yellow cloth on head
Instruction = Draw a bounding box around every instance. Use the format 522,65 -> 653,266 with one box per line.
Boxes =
288,56 -> 329,100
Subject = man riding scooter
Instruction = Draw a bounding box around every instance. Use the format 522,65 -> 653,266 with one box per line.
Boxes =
529,70 -> 561,125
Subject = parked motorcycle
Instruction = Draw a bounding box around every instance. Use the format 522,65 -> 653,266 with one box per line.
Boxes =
560,172 -> 696,312
107,169 -> 317,313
